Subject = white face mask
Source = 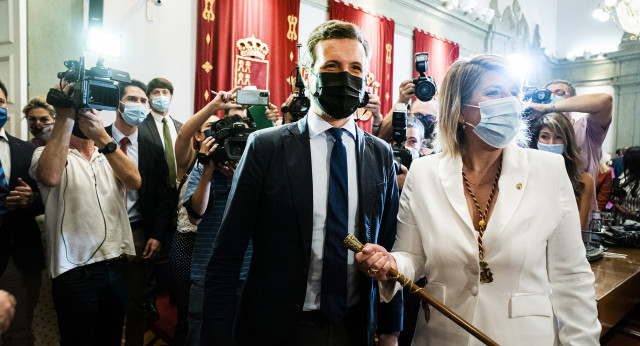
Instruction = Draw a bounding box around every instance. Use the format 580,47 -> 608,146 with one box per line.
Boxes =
152,95 -> 171,112
464,96 -> 522,148
537,142 -> 565,155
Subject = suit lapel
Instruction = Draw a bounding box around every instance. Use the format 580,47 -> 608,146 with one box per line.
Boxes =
485,144 -> 528,240
6,136 -> 18,188
283,118 -> 314,266
439,152 -> 475,233
142,114 -> 162,144
355,126 -> 373,244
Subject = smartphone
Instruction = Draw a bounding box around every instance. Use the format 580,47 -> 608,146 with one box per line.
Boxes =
237,89 -> 270,106
248,105 -> 273,130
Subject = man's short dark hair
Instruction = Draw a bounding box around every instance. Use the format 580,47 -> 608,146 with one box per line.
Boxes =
118,79 -> 148,97
301,20 -> 371,70
545,79 -> 576,97
147,77 -> 174,96
0,79 -> 7,99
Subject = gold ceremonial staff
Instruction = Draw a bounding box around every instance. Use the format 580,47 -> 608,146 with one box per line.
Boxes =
343,234 -> 499,346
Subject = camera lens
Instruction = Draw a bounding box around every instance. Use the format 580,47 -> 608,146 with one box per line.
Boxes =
415,80 -> 436,102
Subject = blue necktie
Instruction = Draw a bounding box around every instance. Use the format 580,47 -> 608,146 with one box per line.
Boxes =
321,127 -> 349,323
0,158 -> 9,224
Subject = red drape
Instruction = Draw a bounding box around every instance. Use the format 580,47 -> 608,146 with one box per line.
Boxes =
194,0 -> 300,116
413,29 -> 459,92
329,0 -> 394,133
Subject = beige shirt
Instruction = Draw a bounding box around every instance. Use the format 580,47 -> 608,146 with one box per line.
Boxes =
30,147 -> 135,278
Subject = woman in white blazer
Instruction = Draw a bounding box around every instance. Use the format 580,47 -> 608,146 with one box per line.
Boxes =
356,55 -> 600,345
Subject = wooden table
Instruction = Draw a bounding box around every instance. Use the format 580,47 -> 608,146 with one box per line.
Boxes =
591,247 -> 640,336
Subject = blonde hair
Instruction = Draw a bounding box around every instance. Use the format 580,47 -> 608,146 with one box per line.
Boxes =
22,96 -> 55,119
436,54 -> 523,157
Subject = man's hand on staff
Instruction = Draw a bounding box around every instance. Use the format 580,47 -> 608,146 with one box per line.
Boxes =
355,244 -> 397,281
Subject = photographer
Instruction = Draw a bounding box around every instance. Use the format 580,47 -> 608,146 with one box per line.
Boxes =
182,114 -> 254,345
29,81 -> 141,345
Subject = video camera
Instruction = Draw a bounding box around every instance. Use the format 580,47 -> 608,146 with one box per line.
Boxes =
48,57 -> 130,111
391,103 -> 414,172
203,117 -> 256,163
413,52 -> 437,102
281,43 -> 310,122
522,85 -> 552,104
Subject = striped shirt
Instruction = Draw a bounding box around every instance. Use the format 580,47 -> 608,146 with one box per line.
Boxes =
184,164 -> 253,282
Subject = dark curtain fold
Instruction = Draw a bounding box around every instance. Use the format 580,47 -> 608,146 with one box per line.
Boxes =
195,0 -> 301,116
330,0 -> 395,133
413,29 -> 460,92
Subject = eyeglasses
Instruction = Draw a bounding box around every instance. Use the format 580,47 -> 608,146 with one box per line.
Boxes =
549,89 -> 569,97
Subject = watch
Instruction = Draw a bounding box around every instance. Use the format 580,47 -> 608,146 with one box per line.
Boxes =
197,152 -> 211,165
98,142 -> 117,155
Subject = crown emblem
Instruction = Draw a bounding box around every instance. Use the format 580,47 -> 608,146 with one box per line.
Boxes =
236,35 -> 269,60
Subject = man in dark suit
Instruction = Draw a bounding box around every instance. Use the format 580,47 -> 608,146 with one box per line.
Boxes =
201,20 -> 402,346
106,80 -> 174,346
137,77 -> 182,319
0,79 -> 45,345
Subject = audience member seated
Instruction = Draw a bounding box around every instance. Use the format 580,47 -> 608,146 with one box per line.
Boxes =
596,158 -> 613,211
530,112 -> 595,230
29,81 -> 141,346
23,96 -> 55,147
613,146 -> 640,223
0,80 -> 46,346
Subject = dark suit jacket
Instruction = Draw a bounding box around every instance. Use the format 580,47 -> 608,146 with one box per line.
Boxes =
106,125 -> 174,241
138,113 -> 182,146
201,117 -> 403,345
0,134 -> 45,276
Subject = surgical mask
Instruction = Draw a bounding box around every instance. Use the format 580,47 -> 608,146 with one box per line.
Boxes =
0,107 -> 7,129
312,71 -> 366,119
550,94 -> 564,103
464,96 -> 522,148
407,146 -> 420,160
119,102 -> 148,126
30,122 -> 53,141
537,142 -> 564,155
152,95 -> 171,112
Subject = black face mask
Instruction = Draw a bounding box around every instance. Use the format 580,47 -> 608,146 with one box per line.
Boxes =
313,71 -> 366,119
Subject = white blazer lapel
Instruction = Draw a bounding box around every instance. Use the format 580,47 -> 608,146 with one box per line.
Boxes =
438,153 -> 475,233
486,144 -> 529,239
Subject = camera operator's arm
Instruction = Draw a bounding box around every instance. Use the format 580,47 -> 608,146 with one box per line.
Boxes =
265,103 -> 279,123
188,137 -> 217,225
365,94 -> 382,136
281,93 -> 295,125
77,110 -> 141,190
378,80 -> 415,143
35,105 -> 74,187
530,93 -> 613,129
176,88 -> 243,177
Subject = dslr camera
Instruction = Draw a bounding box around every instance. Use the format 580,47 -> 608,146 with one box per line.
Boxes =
522,85 -> 552,104
391,103 -> 414,172
48,57 -> 130,111
281,44 -> 310,122
413,52 -> 437,102
203,117 -> 256,163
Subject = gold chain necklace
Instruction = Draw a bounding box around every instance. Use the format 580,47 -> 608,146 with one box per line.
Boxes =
461,162 -> 502,284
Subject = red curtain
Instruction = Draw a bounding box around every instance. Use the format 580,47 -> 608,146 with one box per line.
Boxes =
194,0 -> 301,116
329,0 -> 394,132
413,29 -> 459,92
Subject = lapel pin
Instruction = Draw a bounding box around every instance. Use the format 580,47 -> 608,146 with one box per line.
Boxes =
516,183 -> 522,190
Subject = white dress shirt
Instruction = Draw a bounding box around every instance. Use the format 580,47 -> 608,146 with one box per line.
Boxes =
111,125 -> 141,222
303,112 -> 360,311
0,128 -> 12,182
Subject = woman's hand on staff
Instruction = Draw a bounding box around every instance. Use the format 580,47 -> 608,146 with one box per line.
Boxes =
355,244 -> 397,281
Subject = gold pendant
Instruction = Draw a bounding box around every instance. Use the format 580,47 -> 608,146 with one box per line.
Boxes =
479,261 -> 494,283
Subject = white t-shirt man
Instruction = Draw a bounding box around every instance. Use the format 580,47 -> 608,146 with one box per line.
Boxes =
29,146 -> 135,278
